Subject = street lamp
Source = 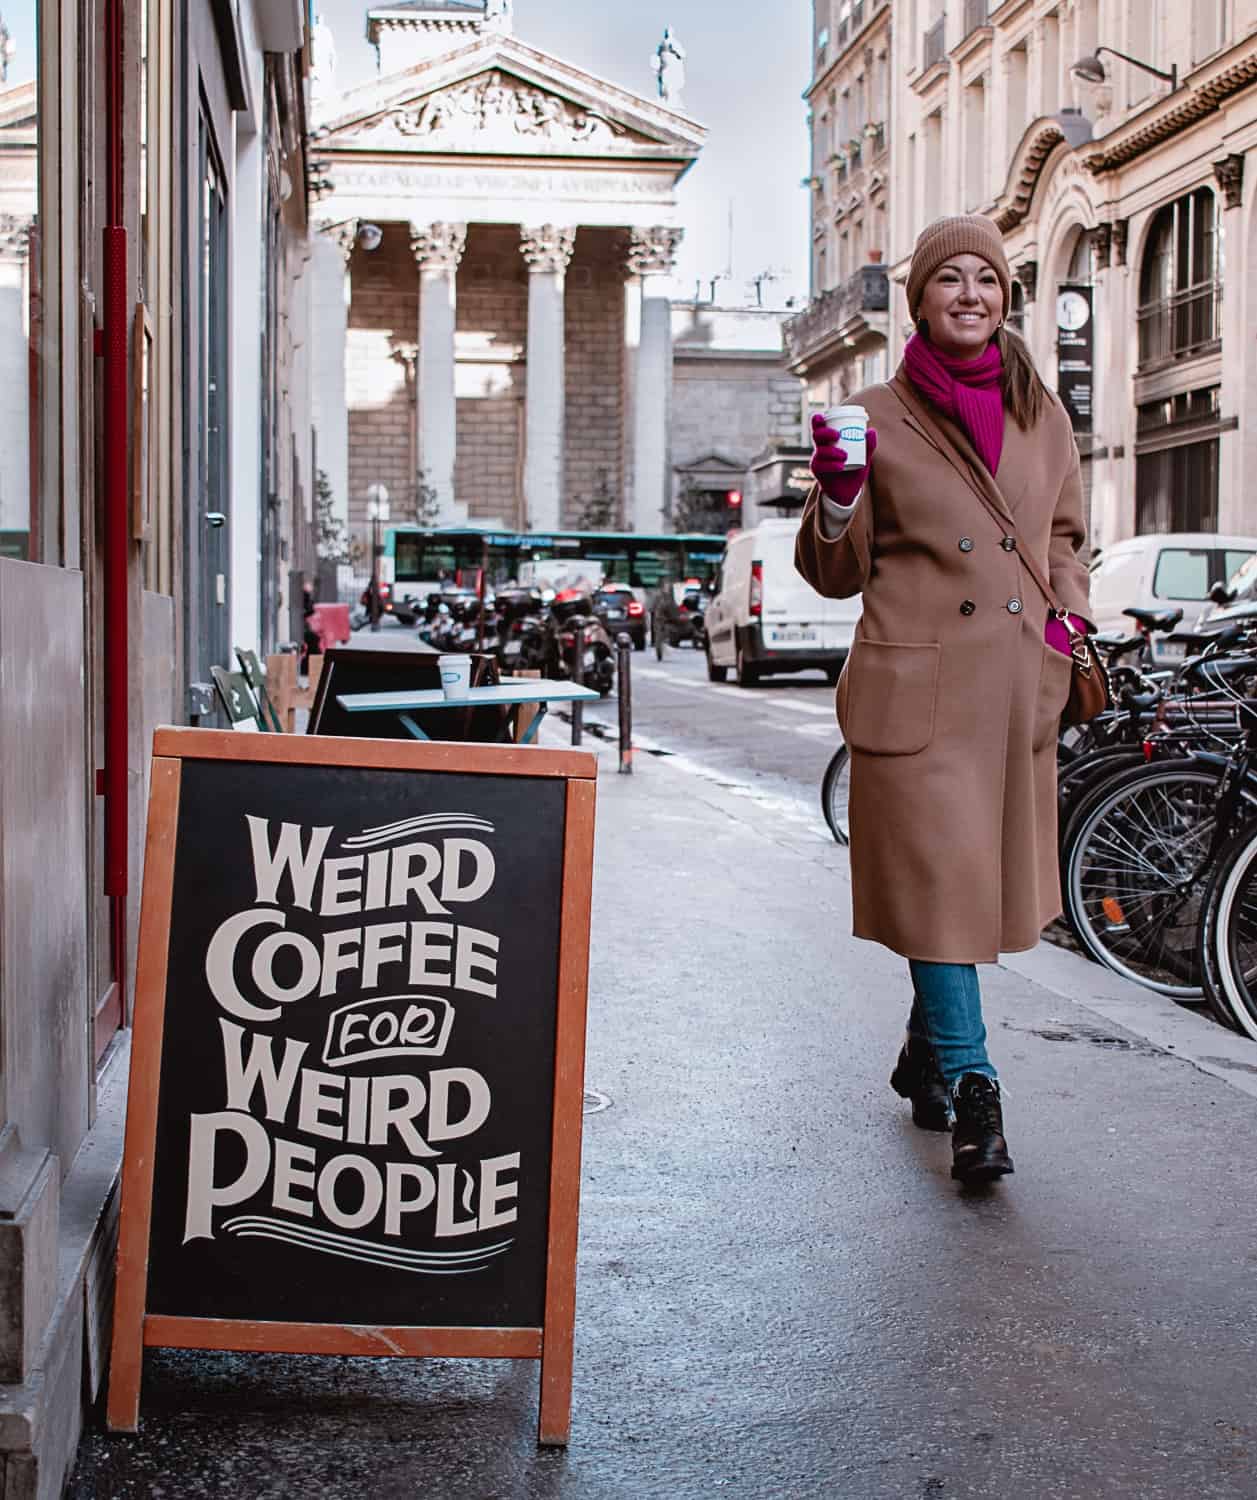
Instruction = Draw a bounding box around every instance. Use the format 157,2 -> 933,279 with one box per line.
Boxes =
1070,46 -> 1178,93
365,482 -> 390,632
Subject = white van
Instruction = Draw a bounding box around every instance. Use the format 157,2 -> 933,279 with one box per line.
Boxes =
704,518 -> 860,686
1087,532 -> 1257,665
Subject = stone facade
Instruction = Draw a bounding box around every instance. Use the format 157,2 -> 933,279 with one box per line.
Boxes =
888,0 -> 1257,547
788,0 -> 894,408
671,305 -> 806,528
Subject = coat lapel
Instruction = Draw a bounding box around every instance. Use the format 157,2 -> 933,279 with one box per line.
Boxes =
889,369 -> 1019,528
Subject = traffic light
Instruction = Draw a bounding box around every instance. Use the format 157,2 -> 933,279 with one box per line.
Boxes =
725,489 -> 743,509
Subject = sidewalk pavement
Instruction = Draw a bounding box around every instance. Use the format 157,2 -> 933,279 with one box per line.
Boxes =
70,727 -> 1257,1499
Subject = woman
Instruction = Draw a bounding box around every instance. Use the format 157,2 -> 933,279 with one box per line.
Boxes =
795,215 -> 1091,1185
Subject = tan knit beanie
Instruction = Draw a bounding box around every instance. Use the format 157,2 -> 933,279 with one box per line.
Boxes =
905,214 -> 1012,321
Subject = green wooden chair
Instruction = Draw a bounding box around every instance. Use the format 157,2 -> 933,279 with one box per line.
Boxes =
210,666 -> 265,731
234,647 -> 285,732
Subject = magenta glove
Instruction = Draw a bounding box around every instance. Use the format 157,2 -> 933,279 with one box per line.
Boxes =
1045,611 -> 1091,656
810,412 -> 878,506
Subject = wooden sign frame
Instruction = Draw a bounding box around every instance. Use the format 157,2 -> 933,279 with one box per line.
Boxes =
107,728 -> 597,1445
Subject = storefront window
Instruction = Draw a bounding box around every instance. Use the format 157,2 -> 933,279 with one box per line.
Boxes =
1137,189 -> 1220,369
1135,387 -> 1221,533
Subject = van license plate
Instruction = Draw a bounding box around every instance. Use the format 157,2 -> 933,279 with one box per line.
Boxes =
769,627 -> 818,645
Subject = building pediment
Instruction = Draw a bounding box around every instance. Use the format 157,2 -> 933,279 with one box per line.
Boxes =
316,35 -> 705,163
0,81 -> 38,141
675,453 -> 746,475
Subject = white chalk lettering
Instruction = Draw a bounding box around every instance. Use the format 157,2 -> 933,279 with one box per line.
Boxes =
272,1138 -> 317,1218
320,855 -> 365,915
317,1154 -> 385,1231
296,1067 -> 347,1140
453,927 -> 500,998
426,1067 -> 491,1142
183,1110 -> 271,1241
220,1019 -> 308,1120
205,909 -> 288,1022
384,1163 -> 437,1235
246,816 -> 333,909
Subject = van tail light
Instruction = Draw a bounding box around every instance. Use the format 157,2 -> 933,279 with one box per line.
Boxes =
749,561 -> 763,617
627,601 -> 644,617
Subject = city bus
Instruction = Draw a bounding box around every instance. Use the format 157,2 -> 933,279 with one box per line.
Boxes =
383,526 -> 727,595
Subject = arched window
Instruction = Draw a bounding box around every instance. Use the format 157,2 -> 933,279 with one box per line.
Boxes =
1137,188 -> 1220,367
1066,228 -> 1098,284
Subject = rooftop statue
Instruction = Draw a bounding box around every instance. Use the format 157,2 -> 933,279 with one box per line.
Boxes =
651,26 -> 686,110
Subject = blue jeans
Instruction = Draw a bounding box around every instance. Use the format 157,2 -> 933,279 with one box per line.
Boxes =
907,960 -> 997,1088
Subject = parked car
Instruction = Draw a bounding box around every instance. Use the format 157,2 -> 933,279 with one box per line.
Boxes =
1087,532 -> 1257,666
703,518 -> 859,686
592,583 -> 647,649
1198,549 -> 1257,634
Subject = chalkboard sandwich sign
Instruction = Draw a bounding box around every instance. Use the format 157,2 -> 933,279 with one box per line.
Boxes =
107,727 -> 597,1445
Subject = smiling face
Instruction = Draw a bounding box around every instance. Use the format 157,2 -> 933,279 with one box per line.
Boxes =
916,253 -> 1003,359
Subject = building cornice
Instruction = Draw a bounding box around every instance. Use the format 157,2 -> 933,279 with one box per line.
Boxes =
950,24 -> 993,69
1082,45 -> 1257,175
986,0 -> 1033,27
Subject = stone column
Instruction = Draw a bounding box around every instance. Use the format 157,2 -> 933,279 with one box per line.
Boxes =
410,222 -> 468,526
0,216 -> 32,535
519,225 -> 576,532
626,227 -> 682,532
309,223 -> 355,580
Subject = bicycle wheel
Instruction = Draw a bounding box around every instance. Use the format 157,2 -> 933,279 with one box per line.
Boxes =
821,744 -> 851,845
1064,760 -> 1224,996
1198,820 -> 1257,1038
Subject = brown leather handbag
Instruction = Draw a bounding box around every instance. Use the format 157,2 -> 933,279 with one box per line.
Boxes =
1013,544 -> 1112,726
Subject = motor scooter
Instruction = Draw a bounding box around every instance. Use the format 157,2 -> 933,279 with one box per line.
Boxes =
496,588 -> 548,674
544,587 -> 615,697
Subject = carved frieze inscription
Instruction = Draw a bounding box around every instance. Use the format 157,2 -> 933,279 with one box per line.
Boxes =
326,164 -> 674,203
378,71 -> 633,149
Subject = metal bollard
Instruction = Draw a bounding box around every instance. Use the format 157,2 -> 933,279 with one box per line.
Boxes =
616,632 -> 633,774
570,623 -> 584,746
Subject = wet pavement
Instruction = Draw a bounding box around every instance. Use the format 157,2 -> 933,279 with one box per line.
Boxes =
69,656 -> 1257,1498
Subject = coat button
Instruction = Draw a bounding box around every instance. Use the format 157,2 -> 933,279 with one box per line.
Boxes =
1001,537 -> 1016,552
958,537 -> 974,553
960,600 -> 976,616
1007,598 -> 1023,614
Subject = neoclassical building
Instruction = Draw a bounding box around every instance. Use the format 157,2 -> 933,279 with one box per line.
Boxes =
309,2 -> 706,542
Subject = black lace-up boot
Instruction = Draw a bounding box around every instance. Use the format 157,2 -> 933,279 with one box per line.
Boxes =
889,1035 -> 952,1132
950,1073 -> 1014,1183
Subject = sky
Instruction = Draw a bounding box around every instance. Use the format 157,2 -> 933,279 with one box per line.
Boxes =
0,0 -> 813,306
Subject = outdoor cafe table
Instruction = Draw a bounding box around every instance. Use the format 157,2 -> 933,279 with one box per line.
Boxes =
335,680 -> 601,743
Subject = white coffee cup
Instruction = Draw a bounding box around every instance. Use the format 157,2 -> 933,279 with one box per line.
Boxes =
439,654 -> 473,700
824,404 -> 869,469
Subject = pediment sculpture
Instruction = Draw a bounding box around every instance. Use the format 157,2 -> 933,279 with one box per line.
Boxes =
388,70 -> 631,148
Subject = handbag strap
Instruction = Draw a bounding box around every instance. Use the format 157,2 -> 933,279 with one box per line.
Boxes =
887,383 -> 1066,619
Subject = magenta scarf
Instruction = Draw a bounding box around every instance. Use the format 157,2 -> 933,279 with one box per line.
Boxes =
903,333 -> 1005,476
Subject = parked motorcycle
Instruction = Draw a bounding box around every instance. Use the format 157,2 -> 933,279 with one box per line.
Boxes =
496,587 -> 549,675
544,587 -> 615,697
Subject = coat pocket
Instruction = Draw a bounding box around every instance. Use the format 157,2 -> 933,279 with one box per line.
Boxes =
1035,642 -> 1075,750
844,640 -> 941,756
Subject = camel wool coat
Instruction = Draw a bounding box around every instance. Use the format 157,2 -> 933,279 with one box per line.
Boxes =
795,368 -> 1092,964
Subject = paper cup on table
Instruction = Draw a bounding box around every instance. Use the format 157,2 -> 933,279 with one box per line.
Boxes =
824,404 -> 869,469
439,654 -> 473,700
